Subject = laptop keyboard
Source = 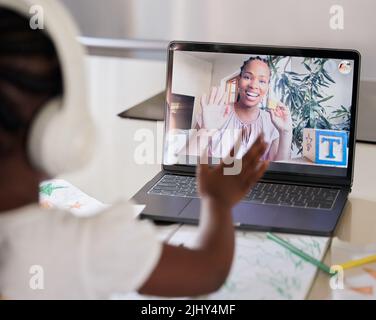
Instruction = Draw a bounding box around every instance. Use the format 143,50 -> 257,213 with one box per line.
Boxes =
148,175 -> 339,210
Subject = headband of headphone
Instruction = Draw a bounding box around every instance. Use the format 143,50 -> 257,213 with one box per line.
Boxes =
0,0 -> 95,176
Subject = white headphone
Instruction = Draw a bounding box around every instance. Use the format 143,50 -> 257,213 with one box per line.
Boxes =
0,0 -> 95,176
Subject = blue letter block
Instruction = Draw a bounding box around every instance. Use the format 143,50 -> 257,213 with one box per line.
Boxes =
303,128 -> 348,166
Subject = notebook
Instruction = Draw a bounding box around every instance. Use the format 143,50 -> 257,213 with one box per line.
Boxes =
117,225 -> 330,300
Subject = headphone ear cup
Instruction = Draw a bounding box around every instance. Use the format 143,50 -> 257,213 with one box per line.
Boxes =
28,98 -> 95,177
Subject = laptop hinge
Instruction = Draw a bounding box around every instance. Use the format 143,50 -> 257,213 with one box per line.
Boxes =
162,167 -> 195,176
260,177 -> 351,191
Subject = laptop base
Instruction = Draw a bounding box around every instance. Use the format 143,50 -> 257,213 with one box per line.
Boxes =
132,171 -> 348,236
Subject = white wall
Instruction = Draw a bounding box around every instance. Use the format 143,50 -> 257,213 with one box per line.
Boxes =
172,51 -> 213,125
61,56 -> 166,203
61,0 -> 376,80
211,54 -> 250,86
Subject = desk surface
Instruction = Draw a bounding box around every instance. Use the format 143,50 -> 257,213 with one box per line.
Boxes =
308,142 -> 376,299
64,57 -> 376,299
65,116 -> 376,299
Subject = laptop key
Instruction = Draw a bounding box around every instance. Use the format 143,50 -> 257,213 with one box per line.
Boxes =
306,201 -> 321,208
320,202 -> 334,209
251,199 -> 264,204
264,198 -> 280,205
280,201 -> 294,206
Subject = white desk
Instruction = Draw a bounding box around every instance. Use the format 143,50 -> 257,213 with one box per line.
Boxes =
309,142 -> 376,299
64,56 -> 376,299
66,117 -> 376,299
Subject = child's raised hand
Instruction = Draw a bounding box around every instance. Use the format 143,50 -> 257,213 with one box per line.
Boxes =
197,135 -> 269,209
200,86 -> 229,130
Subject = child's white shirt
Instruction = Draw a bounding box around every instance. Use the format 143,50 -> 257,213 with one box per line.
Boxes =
0,202 -> 161,299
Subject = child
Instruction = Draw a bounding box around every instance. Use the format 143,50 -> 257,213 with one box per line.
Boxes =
0,0 -> 268,299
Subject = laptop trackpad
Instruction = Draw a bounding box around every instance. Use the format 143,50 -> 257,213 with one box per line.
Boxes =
233,202 -> 277,228
180,199 -> 201,220
142,196 -> 191,218
180,200 -> 277,228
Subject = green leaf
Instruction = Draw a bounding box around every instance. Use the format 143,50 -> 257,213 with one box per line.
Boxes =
322,69 -> 336,83
317,95 -> 334,104
286,71 -> 304,76
39,183 -> 67,196
303,62 -> 312,71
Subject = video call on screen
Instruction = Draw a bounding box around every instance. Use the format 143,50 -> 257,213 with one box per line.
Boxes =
165,51 -> 354,177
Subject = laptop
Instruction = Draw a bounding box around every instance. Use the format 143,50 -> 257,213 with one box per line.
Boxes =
118,91 -> 165,121
132,41 -> 360,236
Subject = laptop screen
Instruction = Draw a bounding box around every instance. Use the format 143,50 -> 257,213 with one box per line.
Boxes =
164,43 -> 359,179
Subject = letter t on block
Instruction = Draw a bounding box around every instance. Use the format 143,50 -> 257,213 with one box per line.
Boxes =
303,128 -> 348,166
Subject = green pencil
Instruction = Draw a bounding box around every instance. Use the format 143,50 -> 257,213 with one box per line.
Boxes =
266,232 -> 334,275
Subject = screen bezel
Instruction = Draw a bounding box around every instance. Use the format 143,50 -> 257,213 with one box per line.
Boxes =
162,41 -> 361,188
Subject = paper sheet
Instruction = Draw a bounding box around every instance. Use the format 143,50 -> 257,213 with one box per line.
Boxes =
331,238 -> 376,299
39,178 -> 155,218
117,225 -> 330,300
39,179 -> 180,239
39,179 -> 109,216
169,225 -> 330,300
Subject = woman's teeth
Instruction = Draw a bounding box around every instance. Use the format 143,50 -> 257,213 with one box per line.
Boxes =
246,91 -> 259,97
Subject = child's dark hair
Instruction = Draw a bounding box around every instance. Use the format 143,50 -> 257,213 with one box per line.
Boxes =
240,56 -> 271,79
0,8 -> 63,134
